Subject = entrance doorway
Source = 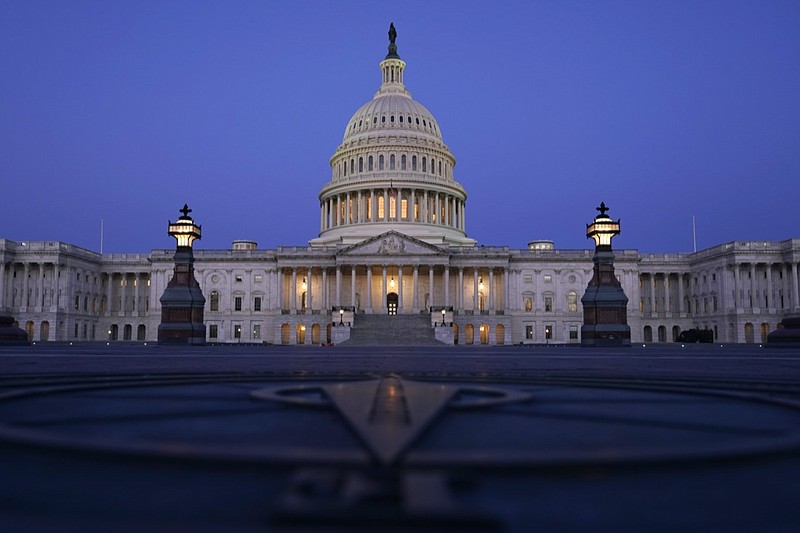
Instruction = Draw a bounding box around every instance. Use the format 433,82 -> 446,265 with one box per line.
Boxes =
387,292 -> 398,315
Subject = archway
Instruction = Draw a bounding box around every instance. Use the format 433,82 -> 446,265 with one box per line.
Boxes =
643,325 -> 653,343
657,325 -> 666,343
123,324 -> 132,341
744,322 -> 754,344
453,323 -> 459,345
137,324 -> 146,341
465,324 -> 474,345
387,292 -> 398,315
280,324 -> 291,345
760,322 -> 769,343
311,323 -> 321,344
25,321 -> 34,342
296,324 -> 306,345
495,324 -> 505,345
326,323 -> 333,344
109,324 -> 119,341
672,325 -> 681,342
479,324 -> 489,345
40,321 -> 50,342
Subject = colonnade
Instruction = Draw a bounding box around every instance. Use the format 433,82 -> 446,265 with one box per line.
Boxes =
277,264 -> 507,314
103,272 -> 151,315
320,188 -> 465,232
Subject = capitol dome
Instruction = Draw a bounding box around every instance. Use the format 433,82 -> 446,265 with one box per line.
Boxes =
310,24 -> 475,248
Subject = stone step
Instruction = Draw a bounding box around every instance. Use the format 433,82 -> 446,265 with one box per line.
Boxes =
345,313 -> 440,346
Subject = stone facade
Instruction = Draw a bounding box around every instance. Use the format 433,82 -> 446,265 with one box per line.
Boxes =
1,28 -> 798,345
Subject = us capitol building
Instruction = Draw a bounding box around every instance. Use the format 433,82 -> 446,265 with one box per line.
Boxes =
2,27 -> 799,346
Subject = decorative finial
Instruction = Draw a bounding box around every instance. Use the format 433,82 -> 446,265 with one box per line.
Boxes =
596,202 -> 609,218
386,22 -> 400,59
179,204 -> 192,219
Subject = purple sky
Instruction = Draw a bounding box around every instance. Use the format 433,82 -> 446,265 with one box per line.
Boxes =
1,1 -> 798,253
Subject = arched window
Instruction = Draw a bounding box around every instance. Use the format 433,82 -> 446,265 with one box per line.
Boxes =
422,157 -> 427,172
358,157 -> 364,172
439,161 -> 442,176
350,159 -> 355,174
399,115 -> 403,123
643,325 -> 653,343
368,155 -> 373,171
379,155 -> 385,170
390,115 -> 395,123
430,157 -> 435,174
137,324 -> 146,341
412,156 -> 417,170
401,155 -> 406,170
567,291 -> 578,313
210,291 -> 220,311
390,154 -> 395,170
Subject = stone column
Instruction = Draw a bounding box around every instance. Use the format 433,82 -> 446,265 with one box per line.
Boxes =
321,268 -> 328,310
412,266 -> 419,312
307,267 -> 313,311
381,266 -> 387,312
0,262 -> 5,310
792,262 -> 799,311
22,263 -> 29,308
503,268 -> 509,312
664,274 -> 671,314
473,268 -> 479,311
383,189 -> 389,222
435,194 -> 440,224
444,267 -> 450,307
36,263 -> 44,309
345,192 -> 351,225
366,266 -> 373,313
650,273 -> 657,314
489,269 -> 495,311
458,268 -> 465,311
766,264 -> 773,310
423,191 -> 428,223
133,273 -> 140,315
276,268 -> 283,312
357,190 -> 362,223
335,266 -> 342,307
677,273 -> 685,314
428,267 -> 434,309
291,268 -> 298,313
398,266 -> 404,312
351,265 -> 356,309
750,263 -> 757,309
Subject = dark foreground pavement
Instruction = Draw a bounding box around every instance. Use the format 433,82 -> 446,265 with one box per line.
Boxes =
1,343 -> 800,531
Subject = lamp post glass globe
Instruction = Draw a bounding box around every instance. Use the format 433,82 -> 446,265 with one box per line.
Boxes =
441,308 -> 446,326
339,308 -> 344,325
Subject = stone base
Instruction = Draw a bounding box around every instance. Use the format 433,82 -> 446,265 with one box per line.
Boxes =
330,325 -> 351,345
435,325 -> 454,345
581,324 -> 631,348
158,323 -> 206,345
0,315 -> 30,346
767,315 -> 800,348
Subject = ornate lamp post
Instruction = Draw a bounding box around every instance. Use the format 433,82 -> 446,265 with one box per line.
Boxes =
441,308 -> 446,326
581,202 -> 631,347
157,204 -> 206,345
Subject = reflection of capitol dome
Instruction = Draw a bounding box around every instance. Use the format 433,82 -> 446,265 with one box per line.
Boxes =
310,25 -> 474,247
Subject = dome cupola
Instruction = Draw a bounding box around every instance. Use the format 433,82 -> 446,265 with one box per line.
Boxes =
310,24 -> 474,248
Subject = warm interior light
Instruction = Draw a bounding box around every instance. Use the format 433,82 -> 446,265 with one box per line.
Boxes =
301,277 -> 307,291
478,277 -> 484,291
389,277 -> 395,289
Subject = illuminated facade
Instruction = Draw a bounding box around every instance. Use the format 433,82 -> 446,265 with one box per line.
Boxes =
1,29 -> 799,345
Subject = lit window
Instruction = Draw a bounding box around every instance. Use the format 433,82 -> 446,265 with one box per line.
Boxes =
569,325 -> 578,340
253,324 -> 261,339
254,296 -> 262,312
234,296 -> 242,311
544,275 -> 552,283
235,275 -> 243,283
568,291 -> 578,312
210,291 -> 220,311
401,198 -> 408,219
524,297 -> 532,312
254,275 -> 262,283
378,196 -> 385,219
389,196 -> 396,218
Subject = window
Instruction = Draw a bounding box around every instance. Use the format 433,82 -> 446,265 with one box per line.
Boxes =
545,325 -> 553,340
568,291 -> 578,312
422,157 -> 427,172
525,325 -> 533,340
368,156 -> 373,171
210,291 -> 219,311
524,275 -> 532,284
234,324 -> 242,339
390,154 -> 395,170
235,275 -> 243,283
544,296 -> 553,312
524,297 -> 532,312
569,325 -> 579,340
254,275 -> 262,283
401,155 -> 406,170
544,274 -> 552,283
254,296 -> 262,311
234,296 -> 242,312
74,295 -> 80,310
401,198 -> 408,219
358,157 -> 364,172
209,324 -> 218,339
379,155 -> 384,170
253,324 -> 261,339
378,196 -> 385,219
389,195 -> 396,218
412,155 -> 417,170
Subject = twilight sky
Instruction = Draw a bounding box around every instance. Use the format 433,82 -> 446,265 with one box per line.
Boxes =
1,1 -> 798,253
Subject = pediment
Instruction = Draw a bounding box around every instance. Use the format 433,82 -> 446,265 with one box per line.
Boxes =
338,231 -> 446,257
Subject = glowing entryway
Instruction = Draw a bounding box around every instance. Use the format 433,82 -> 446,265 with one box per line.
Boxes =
387,292 -> 398,315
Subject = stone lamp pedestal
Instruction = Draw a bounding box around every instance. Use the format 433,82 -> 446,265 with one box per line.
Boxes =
157,205 -> 206,345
